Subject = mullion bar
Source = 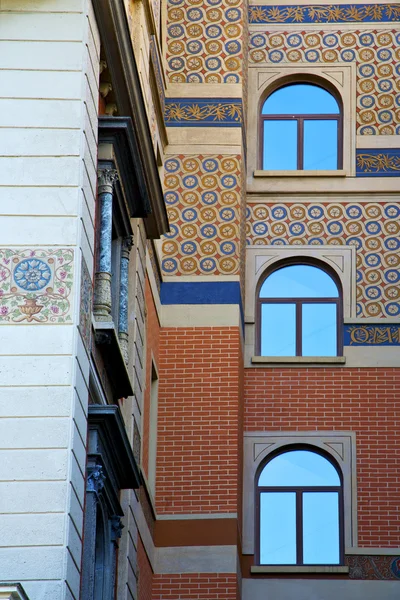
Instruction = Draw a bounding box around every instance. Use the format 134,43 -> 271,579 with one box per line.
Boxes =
296,301 -> 302,356
297,118 -> 303,170
296,491 -> 303,565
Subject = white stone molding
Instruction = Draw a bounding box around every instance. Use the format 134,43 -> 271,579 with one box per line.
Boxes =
245,244 -> 357,323
247,63 -> 356,183
242,431 -> 357,555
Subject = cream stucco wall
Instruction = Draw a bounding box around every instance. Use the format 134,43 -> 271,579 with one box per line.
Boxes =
0,1 -> 99,599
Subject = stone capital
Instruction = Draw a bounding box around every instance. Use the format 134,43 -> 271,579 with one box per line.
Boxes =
98,168 -> 118,195
87,463 -> 106,494
121,235 -> 134,259
110,515 -> 124,541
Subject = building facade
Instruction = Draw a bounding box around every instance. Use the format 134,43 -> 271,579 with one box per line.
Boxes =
0,0 -> 399,599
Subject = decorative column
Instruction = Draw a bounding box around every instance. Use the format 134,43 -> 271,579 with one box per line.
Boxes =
93,168 -> 118,321
118,235 -> 133,363
110,515 -> 124,595
81,462 -> 106,600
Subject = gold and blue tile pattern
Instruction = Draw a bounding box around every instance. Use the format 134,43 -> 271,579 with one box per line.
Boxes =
249,29 -> 400,135
162,155 -> 242,276
246,202 -> 400,318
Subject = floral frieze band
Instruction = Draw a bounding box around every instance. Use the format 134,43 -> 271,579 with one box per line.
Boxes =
346,554 -> 400,579
249,4 -> 400,23
0,248 -> 74,324
356,150 -> 400,176
165,99 -> 243,126
344,325 -> 400,346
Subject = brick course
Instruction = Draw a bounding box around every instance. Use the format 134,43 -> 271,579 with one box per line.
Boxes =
245,367 -> 400,547
152,574 -> 237,600
157,327 -> 242,514
142,278 -> 161,479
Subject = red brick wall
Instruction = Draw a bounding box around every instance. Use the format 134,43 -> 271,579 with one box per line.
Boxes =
142,277 -> 160,479
157,327 -> 241,514
138,537 -> 153,600
152,574 -> 237,600
245,367 -> 400,546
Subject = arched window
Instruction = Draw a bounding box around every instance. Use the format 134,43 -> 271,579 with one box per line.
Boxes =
256,447 -> 343,565
257,262 -> 342,357
260,82 -> 342,171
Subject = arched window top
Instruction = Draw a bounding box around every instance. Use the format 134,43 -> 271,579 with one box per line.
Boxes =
260,80 -> 342,171
259,264 -> 339,299
262,83 -> 340,116
258,448 -> 341,487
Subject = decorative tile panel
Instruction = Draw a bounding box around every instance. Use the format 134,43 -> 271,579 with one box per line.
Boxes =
249,4 -> 400,24
249,29 -> 400,134
150,36 -> 165,111
0,248 -> 74,324
166,0 -> 244,83
162,155 -> 242,276
346,554 -> 400,579
165,98 -> 243,126
79,256 -> 93,350
344,324 -> 400,345
357,149 -> 400,175
246,202 -> 400,318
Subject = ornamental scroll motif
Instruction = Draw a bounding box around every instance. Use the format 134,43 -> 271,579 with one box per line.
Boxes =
249,4 -> 400,24
165,100 -> 243,125
345,325 -> 400,345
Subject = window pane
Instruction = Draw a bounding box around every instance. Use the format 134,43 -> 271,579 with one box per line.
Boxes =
261,303 -> 296,356
260,492 -> 296,564
262,84 -> 339,115
302,303 -> 337,356
260,265 -> 339,298
259,450 -> 340,487
304,120 -> 338,170
263,121 -> 297,170
303,492 -> 340,564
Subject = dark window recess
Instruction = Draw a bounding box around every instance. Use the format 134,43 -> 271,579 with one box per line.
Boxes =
256,447 -> 344,566
257,262 -> 342,357
260,83 -> 342,171
81,405 -> 141,600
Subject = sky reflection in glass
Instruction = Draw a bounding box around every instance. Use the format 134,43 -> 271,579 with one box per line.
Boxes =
260,492 -> 297,565
263,121 -> 297,170
260,265 -> 339,299
262,84 -> 340,115
259,450 -> 340,487
303,492 -> 340,564
261,303 -> 296,356
304,120 -> 338,170
302,303 -> 337,356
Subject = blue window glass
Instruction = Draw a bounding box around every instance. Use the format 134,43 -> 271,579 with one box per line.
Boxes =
261,83 -> 341,170
302,303 -> 337,356
262,84 -> 340,115
263,121 -> 297,170
260,304 -> 296,356
258,449 -> 342,566
260,492 -> 297,565
304,120 -> 338,170
260,265 -> 338,298
259,450 -> 340,487
258,264 -> 340,357
303,492 -> 340,564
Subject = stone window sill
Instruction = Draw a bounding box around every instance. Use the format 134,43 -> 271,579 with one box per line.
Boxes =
251,565 -> 349,574
254,170 -> 347,178
251,356 -> 346,365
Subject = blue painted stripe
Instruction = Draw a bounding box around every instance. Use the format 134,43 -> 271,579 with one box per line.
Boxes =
356,149 -> 400,177
344,324 -> 400,345
249,4 -> 400,23
161,281 -> 244,327
165,98 -> 243,127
